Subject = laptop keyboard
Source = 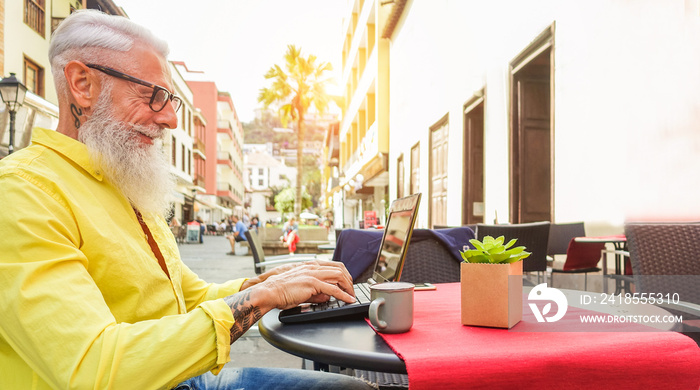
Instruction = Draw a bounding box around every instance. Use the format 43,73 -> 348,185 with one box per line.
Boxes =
306,283 -> 372,312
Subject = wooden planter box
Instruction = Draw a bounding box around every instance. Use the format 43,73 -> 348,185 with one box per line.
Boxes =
460,261 -> 523,328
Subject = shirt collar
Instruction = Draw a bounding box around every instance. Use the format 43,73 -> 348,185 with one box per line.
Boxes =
31,127 -> 104,181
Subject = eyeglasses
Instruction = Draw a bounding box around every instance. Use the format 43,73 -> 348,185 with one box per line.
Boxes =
86,64 -> 183,113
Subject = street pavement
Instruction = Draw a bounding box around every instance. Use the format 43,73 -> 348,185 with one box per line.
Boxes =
177,234 -> 303,370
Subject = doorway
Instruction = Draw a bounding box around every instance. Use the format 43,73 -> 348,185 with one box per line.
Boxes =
463,94 -> 485,225
429,114 -> 449,228
510,25 -> 554,223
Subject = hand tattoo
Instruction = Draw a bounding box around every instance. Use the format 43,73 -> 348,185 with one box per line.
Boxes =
70,104 -> 82,129
224,290 -> 263,344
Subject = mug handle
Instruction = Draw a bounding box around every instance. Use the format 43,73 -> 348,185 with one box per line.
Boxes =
369,297 -> 387,329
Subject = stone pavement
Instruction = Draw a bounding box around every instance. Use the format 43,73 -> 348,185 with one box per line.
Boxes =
176,234 -> 303,370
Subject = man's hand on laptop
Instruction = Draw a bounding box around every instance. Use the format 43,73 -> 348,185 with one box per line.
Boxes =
249,260 -> 357,310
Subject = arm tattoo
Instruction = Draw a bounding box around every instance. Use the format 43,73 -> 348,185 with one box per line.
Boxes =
70,104 -> 82,129
224,290 -> 263,343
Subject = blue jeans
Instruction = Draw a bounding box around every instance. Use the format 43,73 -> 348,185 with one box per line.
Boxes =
173,367 -> 376,390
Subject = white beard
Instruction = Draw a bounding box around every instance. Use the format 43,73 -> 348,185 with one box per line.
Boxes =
78,95 -> 175,218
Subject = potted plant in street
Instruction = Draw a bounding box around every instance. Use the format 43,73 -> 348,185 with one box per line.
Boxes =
460,235 -> 531,328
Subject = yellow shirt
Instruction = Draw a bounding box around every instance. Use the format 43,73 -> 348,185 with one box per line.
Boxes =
0,128 -> 245,390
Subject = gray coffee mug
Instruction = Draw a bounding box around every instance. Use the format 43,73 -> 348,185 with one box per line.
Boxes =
368,282 -> 414,333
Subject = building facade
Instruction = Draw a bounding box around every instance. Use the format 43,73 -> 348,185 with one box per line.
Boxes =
1,0 -> 125,157
243,149 -> 297,225
174,62 -> 244,223
165,61 -> 196,224
384,0 -> 700,231
329,0 -> 395,229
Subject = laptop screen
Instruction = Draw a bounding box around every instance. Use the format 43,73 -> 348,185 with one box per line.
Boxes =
371,193 -> 422,283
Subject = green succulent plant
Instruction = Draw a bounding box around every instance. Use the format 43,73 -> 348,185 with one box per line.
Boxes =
461,235 -> 531,264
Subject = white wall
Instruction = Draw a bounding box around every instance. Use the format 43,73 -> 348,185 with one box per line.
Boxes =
388,0 -> 700,230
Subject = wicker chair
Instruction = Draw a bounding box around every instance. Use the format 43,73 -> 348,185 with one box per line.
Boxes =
400,238 -> 462,283
547,222 -> 604,290
547,222 -> 586,258
475,222 -> 551,283
625,222 -> 700,344
350,227 -> 473,284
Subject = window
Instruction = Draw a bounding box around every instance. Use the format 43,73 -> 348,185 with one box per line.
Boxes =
188,151 -> 192,176
258,168 -> 264,176
397,154 -> 405,199
410,142 -> 420,195
258,178 -> 264,187
181,144 -> 186,171
24,57 -> 44,97
188,110 -> 192,136
24,0 -> 45,36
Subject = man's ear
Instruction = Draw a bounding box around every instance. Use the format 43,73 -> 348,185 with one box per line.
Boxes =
63,61 -> 100,109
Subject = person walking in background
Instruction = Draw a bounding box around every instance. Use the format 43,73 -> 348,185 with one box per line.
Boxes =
281,216 -> 300,255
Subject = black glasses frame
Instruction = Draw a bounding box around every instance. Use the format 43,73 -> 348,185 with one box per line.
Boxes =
86,63 -> 183,113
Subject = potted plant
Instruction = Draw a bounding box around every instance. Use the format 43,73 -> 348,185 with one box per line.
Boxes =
460,236 -> 531,328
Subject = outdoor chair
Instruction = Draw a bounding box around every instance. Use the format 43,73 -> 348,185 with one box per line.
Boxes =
337,227 -> 474,283
244,230 -> 319,275
475,222 -> 551,284
547,222 -> 585,258
625,222 -> 700,344
547,222 -> 605,290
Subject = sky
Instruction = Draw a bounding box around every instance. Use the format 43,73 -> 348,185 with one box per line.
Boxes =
115,0 -> 346,123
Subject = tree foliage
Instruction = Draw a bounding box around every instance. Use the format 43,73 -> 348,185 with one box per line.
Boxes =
258,44 -> 334,217
274,187 -> 312,215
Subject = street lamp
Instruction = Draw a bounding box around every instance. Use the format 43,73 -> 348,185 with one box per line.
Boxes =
0,73 -> 28,155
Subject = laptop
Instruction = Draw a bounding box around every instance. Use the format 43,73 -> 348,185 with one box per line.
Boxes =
278,193 -> 422,323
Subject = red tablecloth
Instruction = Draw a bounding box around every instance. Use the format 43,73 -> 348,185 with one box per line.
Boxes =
372,283 -> 700,390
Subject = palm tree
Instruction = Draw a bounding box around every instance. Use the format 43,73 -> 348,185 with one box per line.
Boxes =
258,44 -> 334,217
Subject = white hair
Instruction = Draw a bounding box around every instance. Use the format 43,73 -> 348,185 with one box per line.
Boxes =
49,9 -> 169,96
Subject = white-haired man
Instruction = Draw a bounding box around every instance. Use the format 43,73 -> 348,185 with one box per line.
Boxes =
0,10 -> 371,390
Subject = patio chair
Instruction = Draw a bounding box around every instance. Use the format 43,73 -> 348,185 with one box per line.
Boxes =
475,222 -> 551,284
547,222 -> 585,258
340,227 -> 474,283
244,230 -> 319,275
399,235 -> 466,284
547,222 -> 605,290
625,222 -> 700,344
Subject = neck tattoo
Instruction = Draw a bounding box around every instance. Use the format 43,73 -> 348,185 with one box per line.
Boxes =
70,104 -> 83,129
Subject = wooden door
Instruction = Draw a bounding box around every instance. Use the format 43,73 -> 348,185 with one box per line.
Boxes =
430,117 -> 449,227
511,47 -> 552,223
410,142 -> 420,195
463,99 -> 485,224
